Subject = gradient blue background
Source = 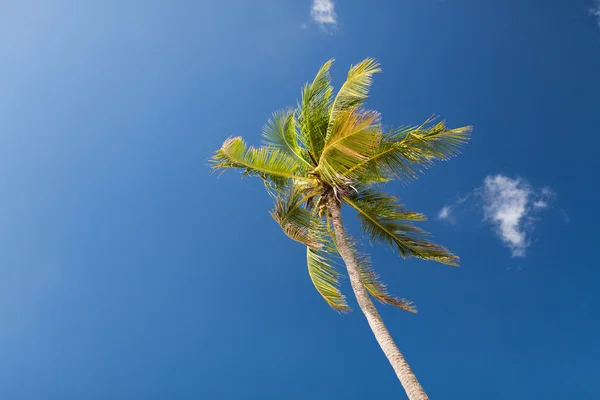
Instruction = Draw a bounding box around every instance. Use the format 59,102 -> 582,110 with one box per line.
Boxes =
1,1 -> 599,398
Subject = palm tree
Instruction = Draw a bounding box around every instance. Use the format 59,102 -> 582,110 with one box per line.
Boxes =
211,58 -> 471,400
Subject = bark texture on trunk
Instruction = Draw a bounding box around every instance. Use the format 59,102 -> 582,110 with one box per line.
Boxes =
327,197 -> 430,400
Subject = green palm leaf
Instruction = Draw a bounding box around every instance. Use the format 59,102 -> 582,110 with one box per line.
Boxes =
211,137 -> 310,186
401,119 -> 472,163
298,59 -> 334,162
356,251 -> 416,313
270,184 -> 349,312
307,246 -> 350,312
327,227 -> 415,313
326,58 -> 381,141
270,185 -> 322,248
344,189 -> 459,266
262,109 -> 311,168
316,109 -> 381,184
345,119 -> 472,183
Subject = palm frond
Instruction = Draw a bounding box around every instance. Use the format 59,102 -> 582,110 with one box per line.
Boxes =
344,189 -> 459,266
270,184 -> 349,312
270,185 -> 322,248
326,58 -> 381,140
298,59 -> 334,162
327,223 -> 415,313
348,188 -> 427,221
307,246 -> 350,312
400,118 -> 472,163
316,109 -> 381,185
262,109 -> 311,168
347,133 -> 423,184
344,119 -> 472,183
356,250 -> 416,313
211,137 -> 310,186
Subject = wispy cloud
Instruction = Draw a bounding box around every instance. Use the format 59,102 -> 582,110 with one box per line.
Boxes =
437,194 -> 471,224
311,0 -> 337,28
438,206 -> 452,220
438,175 -> 553,257
591,0 -> 600,28
532,200 -> 548,210
560,209 -> 571,224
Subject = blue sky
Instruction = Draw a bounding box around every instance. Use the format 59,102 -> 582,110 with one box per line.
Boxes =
1,0 -> 599,398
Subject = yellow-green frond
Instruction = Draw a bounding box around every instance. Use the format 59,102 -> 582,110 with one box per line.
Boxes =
347,188 -> 427,221
307,246 -> 350,312
345,134 -> 423,184
270,185 -> 322,248
211,137 -> 310,186
334,232 -> 415,312
269,184 -> 349,312
404,119 -> 472,160
346,119 -> 472,183
316,109 -> 381,185
356,251 -> 416,313
262,109 -> 311,168
298,59 -> 335,162
326,58 -> 381,140
344,189 -> 459,266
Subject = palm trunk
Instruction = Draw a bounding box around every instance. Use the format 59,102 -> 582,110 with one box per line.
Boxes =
327,197 -> 430,400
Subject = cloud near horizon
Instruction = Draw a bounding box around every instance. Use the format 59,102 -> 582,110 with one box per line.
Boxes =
438,175 -> 553,257
311,0 -> 337,28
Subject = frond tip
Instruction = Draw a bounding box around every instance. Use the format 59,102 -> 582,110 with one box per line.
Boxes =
210,137 -> 309,185
307,246 -> 350,313
359,259 -> 417,313
298,59 -> 334,162
348,239 -> 417,313
327,58 -> 381,132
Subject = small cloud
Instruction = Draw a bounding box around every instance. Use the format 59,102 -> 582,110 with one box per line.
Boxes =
482,175 -> 532,257
438,206 -> 452,220
591,1 -> 600,27
437,193 -> 471,224
311,0 -> 337,28
532,187 -> 553,210
438,175 -> 553,257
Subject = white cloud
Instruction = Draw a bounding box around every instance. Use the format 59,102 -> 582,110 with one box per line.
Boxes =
438,206 -> 451,220
311,0 -> 337,27
438,175 -> 553,257
533,188 -> 554,211
482,176 -> 531,257
437,194 -> 471,224
591,1 -> 600,28
532,200 -> 548,210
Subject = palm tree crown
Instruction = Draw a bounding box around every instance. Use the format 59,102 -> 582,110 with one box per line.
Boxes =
211,58 -> 471,313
